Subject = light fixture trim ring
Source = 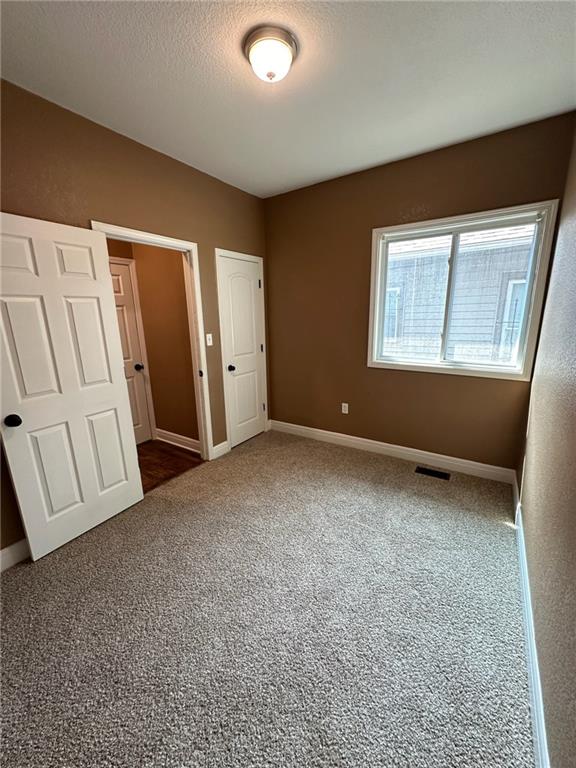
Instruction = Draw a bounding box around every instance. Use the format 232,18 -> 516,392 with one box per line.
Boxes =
243,25 -> 298,62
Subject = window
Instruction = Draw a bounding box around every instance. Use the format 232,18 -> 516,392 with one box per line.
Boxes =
368,201 -> 558,380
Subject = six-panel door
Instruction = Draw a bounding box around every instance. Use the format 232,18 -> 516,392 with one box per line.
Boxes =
109,259 -> 153,444
0,213 -> 143,560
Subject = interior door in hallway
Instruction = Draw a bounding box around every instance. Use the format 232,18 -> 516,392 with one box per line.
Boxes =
0,213 -> 143,560
217,250 -> 267,448
109,258 -> 153,444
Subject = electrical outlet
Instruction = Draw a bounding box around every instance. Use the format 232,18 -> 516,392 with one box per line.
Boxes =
341,402 -> 349,414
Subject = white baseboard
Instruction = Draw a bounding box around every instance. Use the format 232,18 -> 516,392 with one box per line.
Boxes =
270,420 -> 516,484
155,429 -> 201,454
265,419 -> 272,432
0,538 -> 30,572
209,440 -> 231,460
515,503 -> 550,768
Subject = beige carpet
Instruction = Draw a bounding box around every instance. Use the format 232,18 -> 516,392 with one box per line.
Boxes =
1,431 -> 533,767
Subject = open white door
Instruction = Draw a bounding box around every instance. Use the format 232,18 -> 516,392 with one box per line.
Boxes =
216,249 -> 267,448
0,213 -> 143,560
109,257 -> 154,444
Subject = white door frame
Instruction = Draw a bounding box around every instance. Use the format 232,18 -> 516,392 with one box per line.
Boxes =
92,221 -> 216,460
109,255 -> 157,441
215,248 -> 269,448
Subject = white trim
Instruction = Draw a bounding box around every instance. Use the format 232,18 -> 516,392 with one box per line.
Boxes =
0,539 -> 30,572
210,441 -> 231,459
93,221 -> 197,252
181,250 -> 214,459
271,420 -> 515,484
155,429 -> 201,454
369,200 -> 558,241
92,221 -> 215,461
215,248 -> 268,449
265,419 -> 272,432
364,359 -> 535,381
515,503 -> 550,768
439,233 -> 460,360
367,200 -> 559,381
215,247 -> 262,264
109,255 -> 158,442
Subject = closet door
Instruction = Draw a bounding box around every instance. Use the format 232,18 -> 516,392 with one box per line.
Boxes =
217,250 -> 267,447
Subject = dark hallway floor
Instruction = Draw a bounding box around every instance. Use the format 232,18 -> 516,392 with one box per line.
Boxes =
137,439 -> 203,493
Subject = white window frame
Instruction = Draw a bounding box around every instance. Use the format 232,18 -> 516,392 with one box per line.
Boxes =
367,200 -> 558,381
498,277 -> 527,361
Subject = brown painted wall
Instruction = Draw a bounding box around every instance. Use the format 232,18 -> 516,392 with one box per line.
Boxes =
0,80 -> 264,550
264,114 -> 575,467
520,130 -> 576,768
1,80 -> 265,444
132,243 -> 199,440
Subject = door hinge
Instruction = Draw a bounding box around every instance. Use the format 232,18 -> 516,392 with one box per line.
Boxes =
258,279 -> 262,288
260,343 -> 264,352
263,403 -> 266,411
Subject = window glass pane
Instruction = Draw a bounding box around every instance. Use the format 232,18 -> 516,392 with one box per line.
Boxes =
383,288 -> 400,339
444,224 -> 536,366
379,235 -> 451,361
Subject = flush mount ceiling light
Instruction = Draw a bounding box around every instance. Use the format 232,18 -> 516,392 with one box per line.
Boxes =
243,26 -> 298,83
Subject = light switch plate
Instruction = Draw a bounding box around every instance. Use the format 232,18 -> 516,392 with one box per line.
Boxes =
206,333 -> 213,347
341,402 -> 349,414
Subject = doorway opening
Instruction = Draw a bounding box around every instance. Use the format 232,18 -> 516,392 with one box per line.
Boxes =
107,237 -> 204,492
92,221 -> 216,478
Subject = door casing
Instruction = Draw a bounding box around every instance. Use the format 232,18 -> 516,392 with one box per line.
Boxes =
92,221 -> 217,459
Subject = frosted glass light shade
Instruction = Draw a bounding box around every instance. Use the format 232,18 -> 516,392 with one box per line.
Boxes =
244,27 -> 298,83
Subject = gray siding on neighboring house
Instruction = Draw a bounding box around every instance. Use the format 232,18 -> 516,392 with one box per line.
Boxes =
381,233 -> 533,364
446,243 -> 530,362
383,250 -> 448,359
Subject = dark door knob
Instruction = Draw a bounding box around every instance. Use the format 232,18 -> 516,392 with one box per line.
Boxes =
227,364 -> 236,372
134,363 -> 145,371
4,414 -> 22,427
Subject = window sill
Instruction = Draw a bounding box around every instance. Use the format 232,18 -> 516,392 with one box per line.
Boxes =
367,358 -> 531,381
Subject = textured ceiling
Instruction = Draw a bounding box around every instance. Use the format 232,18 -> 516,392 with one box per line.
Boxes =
2,1 -> 575,197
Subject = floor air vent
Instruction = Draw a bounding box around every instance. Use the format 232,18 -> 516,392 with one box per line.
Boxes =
415,466 -> 451,481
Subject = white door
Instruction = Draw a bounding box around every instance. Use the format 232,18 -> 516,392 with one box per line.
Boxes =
0,213 -> 143,560
109,258 -> 153,444
217,250 -> 267,448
